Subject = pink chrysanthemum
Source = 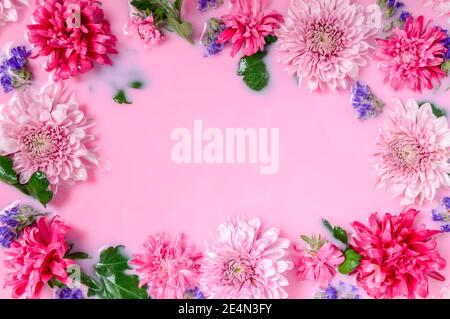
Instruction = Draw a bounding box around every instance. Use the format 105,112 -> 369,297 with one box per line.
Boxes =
131,233 -> 202,299
374,99 -> 450,206
351,209 -> 446,299
294,237 -> 344,289
422,0 -> 450,22
376,16 -> 447,92
277,0 -> 379,92
124,15 -> 163,49
217,0 -> 283,57
201,216 -> 293,299
0,81 -> 98,191
27,0 -> 118,80
4,216 -> 74,299
0,0 -> 28,26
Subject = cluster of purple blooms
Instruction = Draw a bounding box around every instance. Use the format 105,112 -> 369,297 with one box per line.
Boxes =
350,82 -> 385,120
201,18 -> 226,56
0,204 -> 46,248
56,287 -> 83,299
198,0 -> 223,12
184,287 -> 205,299
314,281 -> 360,299
432,197 -> 450,233
0,46 -> 32,94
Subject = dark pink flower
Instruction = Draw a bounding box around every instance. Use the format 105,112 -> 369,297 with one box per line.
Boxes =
351,209 -> 446,299
4,216 -> 74,299
27,0 -> 118,80
217,0 -> 283,57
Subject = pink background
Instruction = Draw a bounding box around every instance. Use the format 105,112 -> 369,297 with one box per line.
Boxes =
0,0 -> 449,299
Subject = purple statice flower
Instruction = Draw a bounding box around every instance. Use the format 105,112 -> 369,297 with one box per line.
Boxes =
432,209 -> 444,222
350,82 -> 384,120
441,224 -> 450,233
399,11 -> 411,21
56,287 -> 83,299
315,281 -> 360,299
442,197 -> 450,209
198,0 -> 222,12
184,287 -> 205,299
0,226 -> 16,248
324,285 -> 338,299
0,45 -> 32,94
201,18 -> 226,57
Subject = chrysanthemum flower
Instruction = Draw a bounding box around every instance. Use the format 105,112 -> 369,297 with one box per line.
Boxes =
374,99 -> 450,206
277,0 -> 379,92
27,0 -> 118,80
0,81 -> 98,192
217,0 -> 284,57
124,15 -> 163,50
131,233 -> 202,299
201,216 -> 293,299
294,240 -> 344,289
351,209 -> 446,299
376,16 -> 447,92
4,216 -> 74,299
0,0 -> 28,26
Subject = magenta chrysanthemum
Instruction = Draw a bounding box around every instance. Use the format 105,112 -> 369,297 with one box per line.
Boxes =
201,216 -> 293,299
0,81 -> 98,191
217,0 -> 283,57
276,0 -> 379,92
27,0 -> 118,80
376,16 -> 447,92
351,209 -> 446,299
131,233 -> 202,299
374,99 -> 450,206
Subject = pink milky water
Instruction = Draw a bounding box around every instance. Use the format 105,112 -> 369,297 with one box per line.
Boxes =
0,0 -> 449,299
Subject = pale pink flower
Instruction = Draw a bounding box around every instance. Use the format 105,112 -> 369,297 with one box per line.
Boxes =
27,0 -> 118,80
294,239 -> 344,289
124,15 -> 163,49
0,0 -> 28,26
201,216 -> 293,299
351,210 -> 446,299
277,0 -> 379,92
0,81 -> 98,192
422,0 -> 450,23
217,0 -> 283,57
131,233 -> 202,299
376,16 -> 447,92
4,216 -> 74,299
374,98 -> 450,206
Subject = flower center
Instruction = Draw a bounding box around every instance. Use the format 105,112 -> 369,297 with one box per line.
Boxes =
306,19 -> 344,57
221,257 -> 255,286
388,137 -> 424,170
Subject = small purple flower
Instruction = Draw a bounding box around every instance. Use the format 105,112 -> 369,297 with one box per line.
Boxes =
198,0 -> 222,11
442,197 -> 450,209
350,82 -> 384,120
207,40 -> 224,56
56,287 -> 83,299
324,285 -> 338,299
387,0 -> 396,7
0,226 -> 16,248
432,209 -> 444,222
184,287 -> 205,299
441,224 -> 450,233
0,45 -> 32,93
0,73 -> 13,93
399,11 -> 411,22
395,1 -> 404,8
201,18 -> 226,56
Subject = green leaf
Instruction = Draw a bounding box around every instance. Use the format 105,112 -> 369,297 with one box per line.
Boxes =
441,60 -> 450,74
322,219 -> 333,232
332,226 -> 348,245
113,90 -> 132,104
265,35 -> 277,45
130,81 -> 144,89
26,172 -> 53,206
0,156 -> 19,185
431,103 -> 446,118
65,252 -> 90,260
90,246 -> 149,299
174,0 -> 182,13
338,249 -> 362,275
166,16 -> 193,44
300,235 -> 312,245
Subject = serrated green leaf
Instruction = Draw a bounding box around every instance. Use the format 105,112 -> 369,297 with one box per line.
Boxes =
113,90 -> 132,105
26,171 -> 53,206
338,249 -> 362,275
332,226 -> 348,245
91,246 -> 149,299
0,156 -> 19,185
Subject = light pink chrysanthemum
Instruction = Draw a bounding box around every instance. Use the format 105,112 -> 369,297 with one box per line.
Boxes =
0,0 -> 28,26
131,233 -> 202,299
351,209 -> 446,299
0,81 -> 98,191
374,98 -> 450,206
201,216 -> 293,299
4,216 -> 74,299
294,240 -> 344,289
217,0 -> 284,57
376,16 -> 447,92
27,0 -> 118,80
277,0 -> 379,92
124,15 -> 163,49
422,0 -> 450,22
